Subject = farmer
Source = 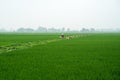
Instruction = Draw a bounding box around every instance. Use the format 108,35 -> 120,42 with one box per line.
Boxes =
60,33 -> 64,39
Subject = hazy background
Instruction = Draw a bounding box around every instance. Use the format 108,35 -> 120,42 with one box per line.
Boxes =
0,0 -> 120,31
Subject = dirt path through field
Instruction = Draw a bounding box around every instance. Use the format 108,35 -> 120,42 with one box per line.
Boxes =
0,38 -> 62,54
0,34 -> 87,54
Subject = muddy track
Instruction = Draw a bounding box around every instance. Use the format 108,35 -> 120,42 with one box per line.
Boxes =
0,39 -> 61,54
0,35 -> 86,54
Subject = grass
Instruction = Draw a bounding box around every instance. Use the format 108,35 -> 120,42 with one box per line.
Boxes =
0,33 -> 120,80
0,33 -> 59,46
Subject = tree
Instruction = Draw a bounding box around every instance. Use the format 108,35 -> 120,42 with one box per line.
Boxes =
36,26 -> 47,32
17,28 -> 34,32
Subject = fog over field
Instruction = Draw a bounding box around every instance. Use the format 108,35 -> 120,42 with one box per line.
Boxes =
0,0 -> 120,31
0,1 -> 120,80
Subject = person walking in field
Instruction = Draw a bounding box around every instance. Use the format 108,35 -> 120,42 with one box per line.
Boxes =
60,33 -> 64,39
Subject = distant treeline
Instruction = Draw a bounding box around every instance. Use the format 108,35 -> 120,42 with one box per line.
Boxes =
0,26 -> 119,33
13,27 -> 95,33
17,27 -> 96,33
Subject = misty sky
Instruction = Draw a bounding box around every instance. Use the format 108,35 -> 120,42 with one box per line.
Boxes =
0,0 -> 120,30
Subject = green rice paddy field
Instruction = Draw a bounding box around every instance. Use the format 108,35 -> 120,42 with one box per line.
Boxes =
0,33 -> 120,80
